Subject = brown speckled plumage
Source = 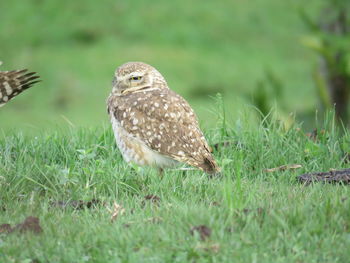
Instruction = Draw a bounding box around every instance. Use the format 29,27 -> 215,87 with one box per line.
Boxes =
107,62 -> 219,174
0,69 -> 40,107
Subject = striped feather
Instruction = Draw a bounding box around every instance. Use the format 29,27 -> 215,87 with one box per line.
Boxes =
0,69 -> 40,107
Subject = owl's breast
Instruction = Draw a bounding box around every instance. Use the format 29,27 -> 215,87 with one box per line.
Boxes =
110,114 -> 177,168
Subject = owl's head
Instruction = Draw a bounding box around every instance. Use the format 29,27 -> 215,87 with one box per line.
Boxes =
112,62 -> 168,95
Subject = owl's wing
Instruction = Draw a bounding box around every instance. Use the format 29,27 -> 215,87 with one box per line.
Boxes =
109,88 -> 219,173
0,70 -> 40,107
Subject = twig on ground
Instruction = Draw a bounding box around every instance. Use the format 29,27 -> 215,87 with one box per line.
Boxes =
264,164 -> 302,173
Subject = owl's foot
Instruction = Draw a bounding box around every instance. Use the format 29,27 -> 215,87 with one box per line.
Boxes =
158,168 -> 164,178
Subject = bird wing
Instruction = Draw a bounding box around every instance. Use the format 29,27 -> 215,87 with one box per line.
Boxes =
108,88 -> 219,173
0,69 -> 40,107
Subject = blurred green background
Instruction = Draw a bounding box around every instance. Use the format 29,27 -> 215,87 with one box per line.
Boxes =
0,0 -> 333,131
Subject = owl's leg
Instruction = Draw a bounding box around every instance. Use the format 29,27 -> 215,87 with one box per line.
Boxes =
158,168 -> 164,178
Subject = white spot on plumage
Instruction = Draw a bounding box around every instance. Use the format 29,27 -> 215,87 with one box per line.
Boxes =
4,82 -> 12,95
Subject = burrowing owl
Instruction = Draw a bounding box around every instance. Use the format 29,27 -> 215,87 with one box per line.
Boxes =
0,66 -> 40,107
107,62 -> 220,175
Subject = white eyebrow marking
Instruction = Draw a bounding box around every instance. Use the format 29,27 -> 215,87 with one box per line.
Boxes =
117,72 -> 144,81
115,75 -> 129,81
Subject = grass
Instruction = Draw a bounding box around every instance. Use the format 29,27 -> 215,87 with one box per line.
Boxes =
1,114 -> 349,262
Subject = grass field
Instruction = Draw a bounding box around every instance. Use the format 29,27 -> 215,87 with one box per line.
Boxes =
1,115 -> 349,262
0,0 -> 325,131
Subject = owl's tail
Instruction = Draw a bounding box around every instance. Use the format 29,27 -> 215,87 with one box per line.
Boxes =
199,157 -> 221,177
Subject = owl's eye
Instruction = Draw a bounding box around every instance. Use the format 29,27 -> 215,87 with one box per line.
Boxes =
130,76 -> 142,82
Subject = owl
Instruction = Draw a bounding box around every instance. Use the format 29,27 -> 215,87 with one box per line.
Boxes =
0,68 -> 40,107
107,62 -> 220,175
